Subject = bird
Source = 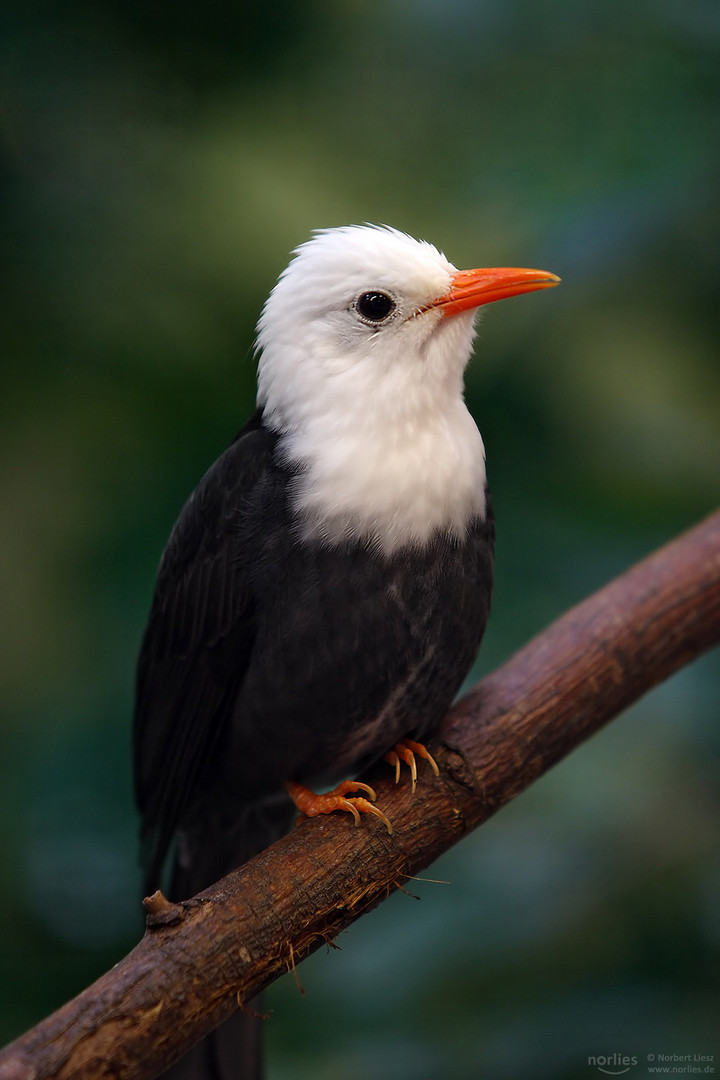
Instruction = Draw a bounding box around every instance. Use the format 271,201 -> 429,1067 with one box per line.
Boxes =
133,224 -> 560,1078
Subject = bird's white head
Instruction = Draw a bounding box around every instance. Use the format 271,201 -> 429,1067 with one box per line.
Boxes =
255,225 -> 559,553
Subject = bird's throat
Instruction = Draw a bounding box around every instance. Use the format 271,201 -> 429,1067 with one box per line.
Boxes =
281,404 -> 487,555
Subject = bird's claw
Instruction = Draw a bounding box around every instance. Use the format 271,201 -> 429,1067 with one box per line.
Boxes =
383,738 -> 439,793
286,780 -> 393,834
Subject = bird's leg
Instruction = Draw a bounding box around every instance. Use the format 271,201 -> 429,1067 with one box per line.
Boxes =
286,780 -> 393,834
383,738 -> 440,793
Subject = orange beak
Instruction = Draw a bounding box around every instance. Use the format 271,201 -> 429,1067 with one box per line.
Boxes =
427,266 -> 561,317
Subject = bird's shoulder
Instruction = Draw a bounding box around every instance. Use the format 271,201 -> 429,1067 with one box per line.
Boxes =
159,409 -> 278,574
141,408 -> 285,659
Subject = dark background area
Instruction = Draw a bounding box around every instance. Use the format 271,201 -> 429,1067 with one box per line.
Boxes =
1,1 -> 718,1077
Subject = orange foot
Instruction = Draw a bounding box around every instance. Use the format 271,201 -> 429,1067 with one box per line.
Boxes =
286,779 -> 393,834
383,738 -> 440,793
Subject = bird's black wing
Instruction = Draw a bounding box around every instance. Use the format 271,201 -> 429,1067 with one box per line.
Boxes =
133,408 -> 278,893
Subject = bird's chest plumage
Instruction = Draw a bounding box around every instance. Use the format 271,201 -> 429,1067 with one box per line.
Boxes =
224,509 -> 494,799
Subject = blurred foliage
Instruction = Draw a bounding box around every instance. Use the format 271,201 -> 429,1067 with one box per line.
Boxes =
1,0 -> 718,1075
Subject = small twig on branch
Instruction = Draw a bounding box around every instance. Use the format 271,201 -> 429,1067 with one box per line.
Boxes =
1,510 -> 719,1080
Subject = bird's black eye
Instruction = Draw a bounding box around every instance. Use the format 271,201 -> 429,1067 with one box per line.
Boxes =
355,291 -> 396,322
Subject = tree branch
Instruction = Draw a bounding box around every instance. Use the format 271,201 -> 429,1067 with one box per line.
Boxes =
2,510 -> 719,1080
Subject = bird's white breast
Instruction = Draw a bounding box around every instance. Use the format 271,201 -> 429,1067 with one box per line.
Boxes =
278,387 -> 487,555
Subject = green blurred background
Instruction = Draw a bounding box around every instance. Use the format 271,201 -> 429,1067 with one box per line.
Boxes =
1,0 -> 719,1076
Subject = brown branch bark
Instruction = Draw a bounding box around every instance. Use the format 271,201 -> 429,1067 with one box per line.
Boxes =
2,510 -> 719,1080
